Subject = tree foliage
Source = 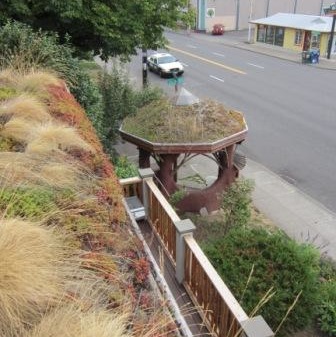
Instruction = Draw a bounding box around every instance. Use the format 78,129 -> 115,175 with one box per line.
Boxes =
0,0 -> 193,60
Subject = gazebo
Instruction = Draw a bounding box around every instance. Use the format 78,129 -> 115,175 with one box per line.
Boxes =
119,98 -> 248,213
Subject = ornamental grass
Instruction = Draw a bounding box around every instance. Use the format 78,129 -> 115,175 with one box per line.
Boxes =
0,219 -> 67,337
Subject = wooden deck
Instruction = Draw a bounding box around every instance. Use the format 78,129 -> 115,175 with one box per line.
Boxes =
138,219 -> 212,337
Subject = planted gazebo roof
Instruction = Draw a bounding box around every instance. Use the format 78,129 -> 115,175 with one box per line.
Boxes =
120,99 -> 248,154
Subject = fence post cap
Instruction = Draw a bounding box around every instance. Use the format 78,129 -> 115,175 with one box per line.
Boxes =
174,219 -> 196,234
138,168 -> 154,178
241,316 -> 274,337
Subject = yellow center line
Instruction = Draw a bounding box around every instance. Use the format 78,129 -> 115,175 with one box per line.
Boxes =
169,46 -> 246,75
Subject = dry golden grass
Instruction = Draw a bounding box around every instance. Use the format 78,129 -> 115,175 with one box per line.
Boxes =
0,116 -> 35,142
17,70 -> 62,96
26,305 -> 131,337
25,124 -> 94,154
39,163 -> 84,188
0,94 -> 51,122
0,152 -> 36,184
0,69 -> 17,87
0,152 -> 93,189
0,218 -> 67,337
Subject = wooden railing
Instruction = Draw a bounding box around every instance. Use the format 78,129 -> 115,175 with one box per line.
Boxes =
121,173 -> 273,337
146,179 -> 179,263
120,176 -> 143,201
184,235 -> 248,337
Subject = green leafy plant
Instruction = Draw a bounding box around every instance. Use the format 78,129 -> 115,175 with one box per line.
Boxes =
114,156 -> 138,179
98,65 -> 162,154
221,178 -> 254,228
0,187 -> 75,219
169,188 -> 187,207
317,258 -> 336,336
203,227 -> 321,335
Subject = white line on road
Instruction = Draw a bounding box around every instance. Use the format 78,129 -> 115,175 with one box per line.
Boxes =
209,75 -> 225,82
187,44 -> 197,49
247,62 -> 264,69
212,52 -> 225,57
181,62 -> 189,67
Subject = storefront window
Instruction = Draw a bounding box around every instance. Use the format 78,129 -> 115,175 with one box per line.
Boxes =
257,25 -> 266,42
294,30 -> 303,45
274,27 -> 284,46
265,26 -> 275,44
311,31 -> 320,49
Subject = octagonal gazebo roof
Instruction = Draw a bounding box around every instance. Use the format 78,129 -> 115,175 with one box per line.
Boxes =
119,99 -> 248,154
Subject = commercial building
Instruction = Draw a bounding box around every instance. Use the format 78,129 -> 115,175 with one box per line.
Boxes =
250,13 -> 336,57
193,0 -> 336,32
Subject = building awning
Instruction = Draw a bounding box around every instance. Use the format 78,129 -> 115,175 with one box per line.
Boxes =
250,13 -> 335,32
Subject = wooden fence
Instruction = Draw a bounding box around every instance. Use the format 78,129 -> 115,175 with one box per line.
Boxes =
120,173 -> 273,337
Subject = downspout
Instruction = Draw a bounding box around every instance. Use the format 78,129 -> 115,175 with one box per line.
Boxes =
327,14 -> 336,59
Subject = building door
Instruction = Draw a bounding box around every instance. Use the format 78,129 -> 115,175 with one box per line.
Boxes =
303,31 -> 311,51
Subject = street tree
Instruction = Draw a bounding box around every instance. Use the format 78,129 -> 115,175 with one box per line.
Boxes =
0,0 -> 194,60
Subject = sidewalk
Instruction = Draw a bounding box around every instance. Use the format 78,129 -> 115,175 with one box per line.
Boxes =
176,28 -> 336,70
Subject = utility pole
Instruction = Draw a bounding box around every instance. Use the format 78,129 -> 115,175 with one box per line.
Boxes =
235,0 -> 240,31
320,0 -> 325,15
247,0 -> 253,43
142,48 -> 148,88
293,0 -> 298,14
266,0 -> 270,17
327,14 -> 336,59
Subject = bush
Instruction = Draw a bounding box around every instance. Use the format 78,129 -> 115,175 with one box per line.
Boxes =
220,178 -> 254,228
98,64 -> 163,155
203,227 -> 321,335
318,258 -> 336,336
114,156 -> 138,179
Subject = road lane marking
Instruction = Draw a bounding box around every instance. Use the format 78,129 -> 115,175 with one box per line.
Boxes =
187,44 -> 197,49
212,52 -> 225,57
181,62 -> 189,67
247,62 -> 264,69
210,75 -> 225,82
169,46 -> 246,75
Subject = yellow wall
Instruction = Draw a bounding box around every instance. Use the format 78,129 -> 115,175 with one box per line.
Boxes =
283,28 -> 303,51
320,33 -> 329,56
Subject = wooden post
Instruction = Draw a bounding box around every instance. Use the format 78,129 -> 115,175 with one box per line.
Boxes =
138,168 -> 154,218
241,316 -> 274,337
175,219 -> 196,284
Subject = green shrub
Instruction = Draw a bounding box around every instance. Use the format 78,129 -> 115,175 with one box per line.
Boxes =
203,227 -> 321,335
318,258 -> 336,336
98,64 -> 163,155
221,178 -> 254,228
114,156 -> 138,179
169,189 -> 187,207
